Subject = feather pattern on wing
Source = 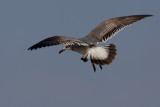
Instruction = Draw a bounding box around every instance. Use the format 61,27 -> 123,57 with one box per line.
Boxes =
28,36 -> 89,50
80,15 -> 153,44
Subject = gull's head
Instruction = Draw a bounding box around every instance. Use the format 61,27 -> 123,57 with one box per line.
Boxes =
64,45 -> 72,50
59,45 -> 72,54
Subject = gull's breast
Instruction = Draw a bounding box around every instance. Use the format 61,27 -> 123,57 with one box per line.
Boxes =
70,45 -> 89,55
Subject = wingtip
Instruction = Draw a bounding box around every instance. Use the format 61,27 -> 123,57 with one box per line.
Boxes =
28,47 -> 35,51
28,47 -> 32,51
123,14 -> 154,19
139,14 -> 154,18
130,14 -> 154,18
28,45 -> 39,51
143,14 -> 154,17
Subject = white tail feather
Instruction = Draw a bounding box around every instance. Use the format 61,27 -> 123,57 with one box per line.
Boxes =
85,46 -> 109,60
81,43 -> 116,65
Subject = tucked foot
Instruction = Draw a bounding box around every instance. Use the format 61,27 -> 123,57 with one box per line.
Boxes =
81,57 -> 88,62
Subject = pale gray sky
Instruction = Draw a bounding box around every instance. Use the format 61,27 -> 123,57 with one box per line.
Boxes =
0,0 -> 160,107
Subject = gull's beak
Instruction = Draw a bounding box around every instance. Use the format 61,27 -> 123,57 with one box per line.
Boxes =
59,49 -> 65,54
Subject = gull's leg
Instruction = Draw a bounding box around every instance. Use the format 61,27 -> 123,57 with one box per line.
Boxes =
99,65 -> 102,70
92,63 -> 96,72
90,59 -> 96,72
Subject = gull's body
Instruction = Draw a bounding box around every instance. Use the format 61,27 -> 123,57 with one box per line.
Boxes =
28,15 -> 152,71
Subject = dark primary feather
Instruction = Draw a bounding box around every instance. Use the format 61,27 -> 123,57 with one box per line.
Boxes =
80,15 -> 153,44
28,36 -> 89,50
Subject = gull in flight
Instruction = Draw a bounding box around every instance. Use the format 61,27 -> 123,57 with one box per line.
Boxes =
28,15 -> 153,72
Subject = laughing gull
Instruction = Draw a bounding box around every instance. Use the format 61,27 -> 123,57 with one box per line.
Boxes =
28,15 -> 153,72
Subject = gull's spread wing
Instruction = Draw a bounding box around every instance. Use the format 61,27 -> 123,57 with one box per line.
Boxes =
28,36 -> 89,50
80,15 -> 153,44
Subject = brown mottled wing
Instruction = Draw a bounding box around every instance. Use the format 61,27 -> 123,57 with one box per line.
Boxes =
80,15 -> 153,44
28,36 -> 89,50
